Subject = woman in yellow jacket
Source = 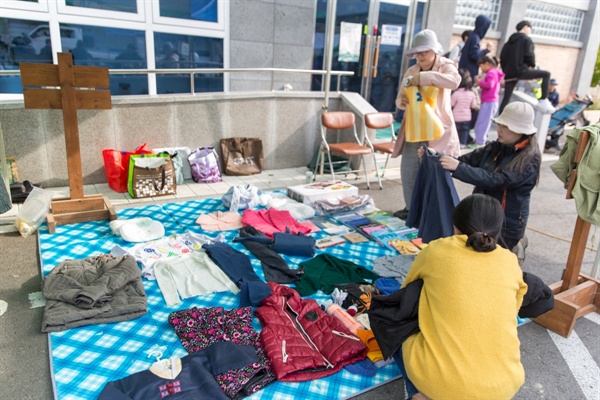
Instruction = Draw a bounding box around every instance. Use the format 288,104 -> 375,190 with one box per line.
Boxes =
397,194 -> 527,399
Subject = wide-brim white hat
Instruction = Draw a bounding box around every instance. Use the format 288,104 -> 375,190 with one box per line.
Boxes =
492,102 -> 537,135
405,29 -> 444,56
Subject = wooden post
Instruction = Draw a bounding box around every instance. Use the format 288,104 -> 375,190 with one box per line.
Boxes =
533,129 -> 599,337
20,53 -> 116,233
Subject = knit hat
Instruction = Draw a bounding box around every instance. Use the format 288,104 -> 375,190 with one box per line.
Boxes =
516,20 -> 532,31
405,29 -> 444,56
491,102 -> 537,135
550,78 -> 558,85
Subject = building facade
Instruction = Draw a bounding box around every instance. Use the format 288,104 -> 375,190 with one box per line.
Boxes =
1,0 -> 598,108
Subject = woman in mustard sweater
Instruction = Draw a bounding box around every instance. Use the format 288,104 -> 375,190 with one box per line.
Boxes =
397,194 -> 527,399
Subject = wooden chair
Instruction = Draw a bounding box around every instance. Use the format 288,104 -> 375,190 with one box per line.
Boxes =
314,111 -> 382,189
364,112 -> 396,178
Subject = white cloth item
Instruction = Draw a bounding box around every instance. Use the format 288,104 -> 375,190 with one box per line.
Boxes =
265,193 -> 316,220
110,218 -> 165,243
111,231 -> 226,280
134,157 -> 166,168
154,252 -> 240,307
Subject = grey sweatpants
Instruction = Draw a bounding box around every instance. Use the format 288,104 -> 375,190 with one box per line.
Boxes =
400,141 -> 425,210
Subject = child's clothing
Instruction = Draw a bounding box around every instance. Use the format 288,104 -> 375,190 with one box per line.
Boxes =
451,88 -> 478,145
474,67 -> 505,145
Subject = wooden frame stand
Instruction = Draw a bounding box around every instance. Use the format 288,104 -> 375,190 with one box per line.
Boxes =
20,53 -> 117,233
533,130 -> 599,337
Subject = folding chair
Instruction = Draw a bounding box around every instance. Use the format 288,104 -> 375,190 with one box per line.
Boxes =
364,112 -> 396,178
314,111 -> 382,190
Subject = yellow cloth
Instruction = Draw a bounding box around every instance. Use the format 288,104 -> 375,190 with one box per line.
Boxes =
356,330 -> 384,363
401,235 -> 527,399
404,86 -> 444,142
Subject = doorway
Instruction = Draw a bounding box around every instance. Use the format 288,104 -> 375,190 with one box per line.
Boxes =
312,0 -> 426,112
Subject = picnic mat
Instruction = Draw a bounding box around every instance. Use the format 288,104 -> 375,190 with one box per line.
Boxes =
38,194 -> 402,400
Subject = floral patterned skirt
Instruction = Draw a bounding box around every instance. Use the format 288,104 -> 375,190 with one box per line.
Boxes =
169,306 -> 276,398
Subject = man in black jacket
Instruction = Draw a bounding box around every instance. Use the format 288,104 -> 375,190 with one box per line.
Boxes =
499,21 -> 555,114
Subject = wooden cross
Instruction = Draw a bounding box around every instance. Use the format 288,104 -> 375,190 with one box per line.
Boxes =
20,52 -> 116,233
534,128 -> 599,337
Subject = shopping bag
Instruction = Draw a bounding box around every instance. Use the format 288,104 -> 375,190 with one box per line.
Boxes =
220,137 -> 264,176
102,143 -> 151,193
404,86 -> 444,142
188,147 -> 222,183
127,154 -> 176,199
157,151 -> 185,185
153,147 -> 192,180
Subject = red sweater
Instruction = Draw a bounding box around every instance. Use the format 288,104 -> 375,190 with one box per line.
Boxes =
241,209 -> 312,238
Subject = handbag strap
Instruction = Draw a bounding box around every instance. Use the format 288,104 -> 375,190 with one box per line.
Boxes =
151,165 -> 166,191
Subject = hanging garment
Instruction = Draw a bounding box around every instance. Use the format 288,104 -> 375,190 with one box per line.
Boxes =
0,176 -> 11,214
168,306 -> 276,399
153,252 -> 240,307
203,242 -> 272,307
406,149 -> 460,243
98,341 -> 259,400
236,226 -> 304,284
294,254 -> 380,296
550,123 -> 600,225
41,255 -> 147,332
404,86 -> 444,142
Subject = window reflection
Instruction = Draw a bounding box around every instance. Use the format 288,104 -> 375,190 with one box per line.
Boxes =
65,0 -> 137,13
154,32 -> 223,94
159,0 -> 217,22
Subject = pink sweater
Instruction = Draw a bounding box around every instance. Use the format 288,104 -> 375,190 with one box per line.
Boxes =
478,68 -> 505,103
451,88 -> 478,122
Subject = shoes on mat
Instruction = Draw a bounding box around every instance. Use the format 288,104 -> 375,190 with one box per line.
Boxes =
393,208 -> 409,220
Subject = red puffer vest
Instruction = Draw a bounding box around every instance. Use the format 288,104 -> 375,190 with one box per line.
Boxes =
255,282 -> 367,382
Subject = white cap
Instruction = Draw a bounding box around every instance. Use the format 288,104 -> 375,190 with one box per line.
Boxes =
492,102 -> 537,135
405,29 -> 444,56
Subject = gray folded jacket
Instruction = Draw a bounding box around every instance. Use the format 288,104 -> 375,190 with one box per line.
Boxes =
41,254 -> 147,332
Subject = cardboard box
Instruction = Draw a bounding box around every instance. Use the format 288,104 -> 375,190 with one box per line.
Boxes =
287,180 -> 358,204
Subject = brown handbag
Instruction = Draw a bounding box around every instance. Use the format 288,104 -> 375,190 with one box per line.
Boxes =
220,137 -> 264,176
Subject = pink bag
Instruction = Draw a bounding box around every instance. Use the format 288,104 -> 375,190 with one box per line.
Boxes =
188,147 -> 222,183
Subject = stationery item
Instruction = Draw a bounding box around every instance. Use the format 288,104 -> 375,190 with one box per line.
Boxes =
388,239 -> 421,256
343,232 -> 369,244
316,236 -> 346,249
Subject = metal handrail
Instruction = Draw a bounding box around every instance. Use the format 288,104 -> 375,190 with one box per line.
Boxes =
0,67 -> 354,95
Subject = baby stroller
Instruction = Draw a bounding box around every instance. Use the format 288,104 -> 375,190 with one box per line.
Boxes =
545,95 -> 594,150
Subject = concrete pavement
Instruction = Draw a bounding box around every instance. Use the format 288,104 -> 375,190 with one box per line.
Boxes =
0,157 -> 599,400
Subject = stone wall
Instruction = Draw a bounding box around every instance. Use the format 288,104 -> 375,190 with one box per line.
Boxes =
0,91 -> 379,187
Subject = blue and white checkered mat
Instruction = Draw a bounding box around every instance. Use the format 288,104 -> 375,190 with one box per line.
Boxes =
39,194 -> 401,400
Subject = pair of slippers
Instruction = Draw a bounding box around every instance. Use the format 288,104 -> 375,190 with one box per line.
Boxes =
10,181 -> 41,203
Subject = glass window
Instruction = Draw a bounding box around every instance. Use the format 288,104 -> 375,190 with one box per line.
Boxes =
159,0 -> 217,23
60,23 -> 148,95
525,3 -> 583,41
0,18 -> 54,93
65,0 -> 137,13
453,0 -> 501,30
154,32 -> 223,94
